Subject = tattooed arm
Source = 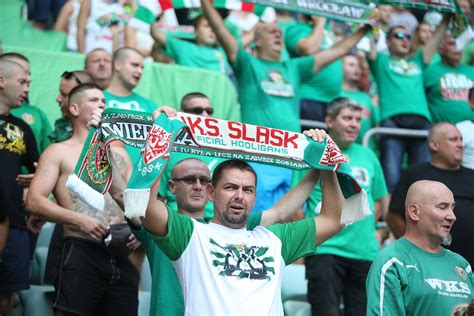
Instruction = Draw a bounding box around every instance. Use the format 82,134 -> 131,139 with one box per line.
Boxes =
26,144 -> 108,240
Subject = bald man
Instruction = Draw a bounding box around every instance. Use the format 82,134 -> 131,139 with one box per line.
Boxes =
366,180 -> 474,315
0,59 -> 38,315
387,122 -> 474,265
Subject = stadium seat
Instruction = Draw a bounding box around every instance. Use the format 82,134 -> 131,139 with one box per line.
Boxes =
140,255 -> 152,291
36,223 -> 55,248
30,246 -> 49,285
19,285 -> 55,316
138,290 -> 151,316
283,300 -> 311,316
281,264 -> 307,302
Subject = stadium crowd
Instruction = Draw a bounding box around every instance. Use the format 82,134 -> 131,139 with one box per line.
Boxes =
1,0 -> 474,315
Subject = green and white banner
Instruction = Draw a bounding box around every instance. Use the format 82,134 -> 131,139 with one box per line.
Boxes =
67,109 -> 370,224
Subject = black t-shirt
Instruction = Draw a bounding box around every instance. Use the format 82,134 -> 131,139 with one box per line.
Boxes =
390,162 -> 474,265
0,114 -> 39,228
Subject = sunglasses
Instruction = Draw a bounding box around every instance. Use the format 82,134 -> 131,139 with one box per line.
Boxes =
172,176 -> 211,185
392,32 -> 412,40
184,107 -> 214,115
61,71 -> 82,85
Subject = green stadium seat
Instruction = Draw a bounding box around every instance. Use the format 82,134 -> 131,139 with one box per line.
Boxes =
283,300 -> 311,316
281,264 -> 307,302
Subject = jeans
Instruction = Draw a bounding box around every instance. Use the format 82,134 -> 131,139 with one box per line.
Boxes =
380,118 -> 431,192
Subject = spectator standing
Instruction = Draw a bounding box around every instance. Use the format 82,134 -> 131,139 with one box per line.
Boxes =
27,84 -> 140,315
367,180 -> 473,316
201,0 -> 370,210
150,14 -> 232,77
368,14 -> 451,191
109,156 -> 344,314
104,47 -> 157,163
340,55 -> 379,146
285,16 -> 343,122
305,98 -> 388,315
48,70 -> 93,143
424,33 -> 473,169
387,122 -> 474,265
84,48 -> 112,90
0,60 -> 38,316
1,53 -> 52,153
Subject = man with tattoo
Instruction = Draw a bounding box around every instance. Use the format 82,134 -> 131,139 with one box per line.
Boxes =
26,83 -> 140,316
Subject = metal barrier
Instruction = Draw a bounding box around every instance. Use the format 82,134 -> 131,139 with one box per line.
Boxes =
300,119 -> 327,130
361,127 -> 429,147
300,119 -> 429,148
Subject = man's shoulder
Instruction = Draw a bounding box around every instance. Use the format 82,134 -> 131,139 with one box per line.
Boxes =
373,239 -> 410,265
443,248 -> 472,267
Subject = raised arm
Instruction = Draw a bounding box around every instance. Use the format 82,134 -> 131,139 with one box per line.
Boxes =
295,17 -> 326,55
260,129 -> 326,226
26,145 -> 108,240
314,24 -> 371,73
422,13 -> 451,63
313,171 -> 344,246
77,0 -> 90,53
201,0 -> 238,63
150,19 -> 167,47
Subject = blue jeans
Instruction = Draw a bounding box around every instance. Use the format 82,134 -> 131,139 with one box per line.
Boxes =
380,118 -> 431,192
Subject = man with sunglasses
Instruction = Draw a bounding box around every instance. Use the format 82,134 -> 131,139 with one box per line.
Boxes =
159,93 -> 218,220
368,14 -> 451,193
49,70 -> 93,143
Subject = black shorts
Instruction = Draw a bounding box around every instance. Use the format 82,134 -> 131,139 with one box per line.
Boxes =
305,254 -> 372,316
0,227 -> 30,292
53,237 -> 139,316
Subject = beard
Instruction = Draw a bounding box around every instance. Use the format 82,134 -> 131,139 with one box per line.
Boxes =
441,233 -> 452,247
222,209 -> 248,228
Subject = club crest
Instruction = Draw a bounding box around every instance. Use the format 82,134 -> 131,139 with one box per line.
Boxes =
85,142 -> 111,184
319,137 -> 346,166
143,125 -> 172,164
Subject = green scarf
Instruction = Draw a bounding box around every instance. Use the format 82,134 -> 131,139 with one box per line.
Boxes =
67,109 -> 369,224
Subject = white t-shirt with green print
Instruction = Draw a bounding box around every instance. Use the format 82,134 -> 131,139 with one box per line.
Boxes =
150,209 -> 317,315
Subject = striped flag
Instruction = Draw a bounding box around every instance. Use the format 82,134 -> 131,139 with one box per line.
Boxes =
129,0 -> 263,34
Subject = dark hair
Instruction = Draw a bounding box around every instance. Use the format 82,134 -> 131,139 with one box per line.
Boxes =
68,83 -> 101,106
326,97 -> 363,118
192,14 -> 207,29
387,25 -> 409,39
0,52 -> 29,63
212,160 -> 257,187
180,92 -> 209,109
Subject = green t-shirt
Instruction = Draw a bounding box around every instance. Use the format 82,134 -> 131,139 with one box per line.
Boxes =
48,117 -> 73,144
104,90 -> 157,164
132,211 -> 263,316
285,22 -> 343,103
11,102 -> 52,153
278,20 -> 297,62
232,47 -> 314,132
164,35 -> 232,76
158,152 -> 224,220
369,50 -> 432,122
306,144 -> 387,261
340,90 -> 379,145
366,238 -> 474,316
462,40 -> 474,66
424,61 -> 474,124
